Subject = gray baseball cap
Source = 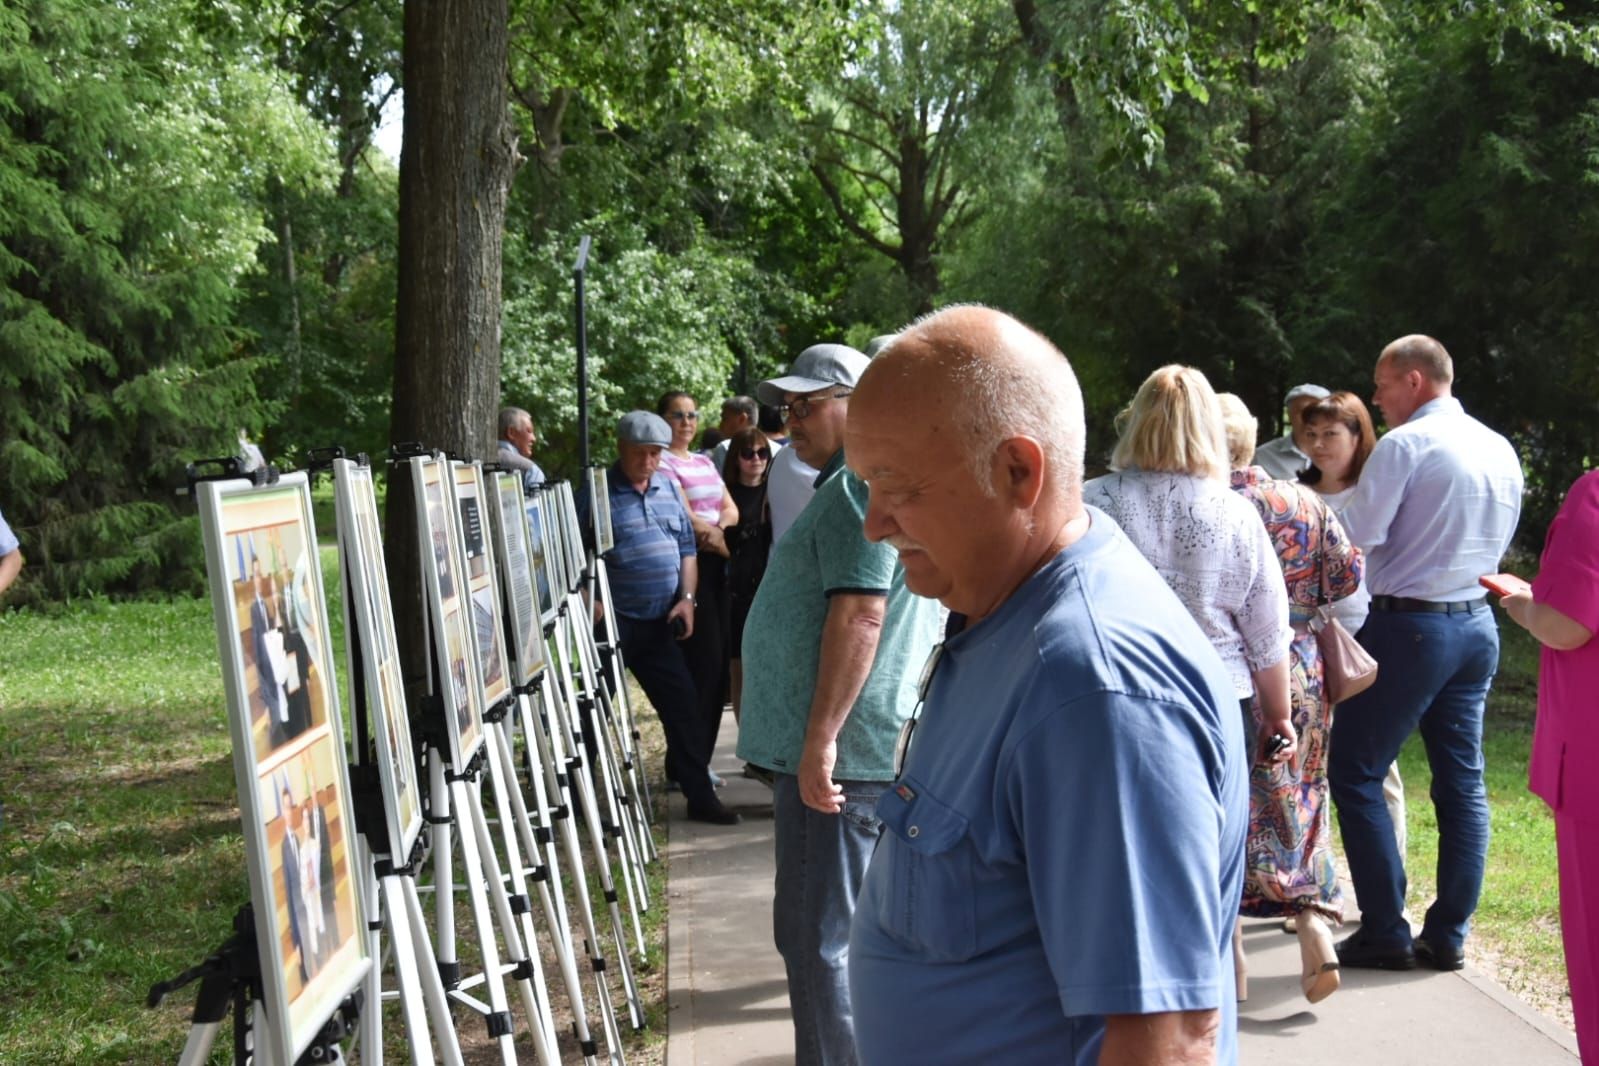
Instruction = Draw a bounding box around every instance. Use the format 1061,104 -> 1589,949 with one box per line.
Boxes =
756,343 -> 871,406
616,410 -> 672,447
863,334 -> 898,358
1285,383 -> 1330,403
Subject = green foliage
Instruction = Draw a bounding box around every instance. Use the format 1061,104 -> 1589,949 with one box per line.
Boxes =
0,0 -> 330,604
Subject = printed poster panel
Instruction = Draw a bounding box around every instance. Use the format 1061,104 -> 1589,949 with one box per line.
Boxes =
332,459 -> 423,859
588,465 -> 614,555
526,490 -> 557,628
490,470 -> 546,687
198,473 -> 370,1063
412,455 -> 484,766
452,462 -> 510,708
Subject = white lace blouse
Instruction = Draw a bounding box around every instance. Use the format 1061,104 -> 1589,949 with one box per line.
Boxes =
1083,470 -> 1291,698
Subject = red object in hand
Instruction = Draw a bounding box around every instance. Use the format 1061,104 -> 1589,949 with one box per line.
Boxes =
1479,572 -> 1531,597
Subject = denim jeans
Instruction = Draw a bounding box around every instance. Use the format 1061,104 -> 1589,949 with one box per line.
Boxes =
1328,605 -> 1499,950
772,773 -> 887,1066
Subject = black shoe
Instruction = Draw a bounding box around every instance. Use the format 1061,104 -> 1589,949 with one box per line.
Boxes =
686,802 -> 741,826
1413,938 -> 1465,971
1335,932 -> 1416,970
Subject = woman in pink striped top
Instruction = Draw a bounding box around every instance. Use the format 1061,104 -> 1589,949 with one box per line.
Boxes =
658,391 -> 740,775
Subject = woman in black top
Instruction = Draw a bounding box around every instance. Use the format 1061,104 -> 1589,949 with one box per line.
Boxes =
721,427 -> 774,723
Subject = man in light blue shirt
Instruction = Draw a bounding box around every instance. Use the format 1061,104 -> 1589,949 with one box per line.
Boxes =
1329,334 -> 1523,973
844,308 -> 1248,1065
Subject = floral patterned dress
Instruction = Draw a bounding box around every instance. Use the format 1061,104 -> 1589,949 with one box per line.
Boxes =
1231,466 -> 1364,920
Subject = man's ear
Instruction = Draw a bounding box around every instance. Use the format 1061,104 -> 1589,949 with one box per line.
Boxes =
996,436 -> 1047,509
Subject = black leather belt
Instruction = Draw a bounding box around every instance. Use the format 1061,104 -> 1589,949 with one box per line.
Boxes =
1369,594 -> 1487,615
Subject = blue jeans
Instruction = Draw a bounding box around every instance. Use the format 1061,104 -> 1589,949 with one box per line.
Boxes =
1328,605 -> 1499,950
772,773 -> 886,1066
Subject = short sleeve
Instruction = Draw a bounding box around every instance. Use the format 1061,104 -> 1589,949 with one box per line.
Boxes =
814,471 -> 895,595
1533,472 -> 1599,633
672,493 -> 696,556
1006,692 -> 1227,1017
1235,504 -> 1291,671
0,508 -> 16,556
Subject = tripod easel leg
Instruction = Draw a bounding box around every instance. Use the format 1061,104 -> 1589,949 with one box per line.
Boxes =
398,875 -> 466,1066
493,713 -> 601,1065
473,727 -> 562,1065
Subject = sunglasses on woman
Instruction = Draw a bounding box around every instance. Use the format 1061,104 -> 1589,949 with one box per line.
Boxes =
739,448 -> 772,461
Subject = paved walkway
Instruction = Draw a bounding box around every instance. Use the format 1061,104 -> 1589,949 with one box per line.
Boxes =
665,715 -> 1578,1064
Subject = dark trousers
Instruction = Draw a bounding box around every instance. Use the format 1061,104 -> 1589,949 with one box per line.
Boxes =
1328,605 -> 1498,950
681,551 -> 731,763
615,612 -> 719,811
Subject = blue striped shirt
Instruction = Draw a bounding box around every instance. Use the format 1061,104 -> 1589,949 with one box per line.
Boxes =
601,466 -> 695,620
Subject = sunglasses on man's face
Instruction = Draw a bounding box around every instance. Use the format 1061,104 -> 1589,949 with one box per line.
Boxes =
739,448 -> 772,461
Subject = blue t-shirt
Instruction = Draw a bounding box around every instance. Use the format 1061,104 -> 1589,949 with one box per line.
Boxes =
0,508 -> 16,556
848,507 -> 1248,1065
599,466 -> 695,620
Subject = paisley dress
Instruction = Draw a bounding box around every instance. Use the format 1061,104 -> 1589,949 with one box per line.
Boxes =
1231,466 -> 1364,920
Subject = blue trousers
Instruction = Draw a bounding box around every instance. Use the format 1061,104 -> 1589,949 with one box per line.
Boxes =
772,773 -> 887,1066
1328,605 -> 1499,950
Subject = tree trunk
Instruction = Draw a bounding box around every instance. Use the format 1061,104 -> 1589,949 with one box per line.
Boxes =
385,0 -> 519,700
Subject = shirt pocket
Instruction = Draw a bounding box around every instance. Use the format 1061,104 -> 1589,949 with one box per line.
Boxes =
654,508 -> 686,540
873,778 -> 977,962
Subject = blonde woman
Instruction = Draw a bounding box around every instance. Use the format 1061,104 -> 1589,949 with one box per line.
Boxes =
1083,365 -> 1294,1001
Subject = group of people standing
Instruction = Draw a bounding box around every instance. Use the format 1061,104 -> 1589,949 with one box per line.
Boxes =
586,310 -> 1595,1065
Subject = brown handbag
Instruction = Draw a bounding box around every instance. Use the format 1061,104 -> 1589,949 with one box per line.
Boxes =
1311,505 -> 1379,703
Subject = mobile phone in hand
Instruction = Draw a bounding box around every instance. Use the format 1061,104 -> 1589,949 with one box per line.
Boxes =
1479,572 -> 1531,598
671,616 -> 687,639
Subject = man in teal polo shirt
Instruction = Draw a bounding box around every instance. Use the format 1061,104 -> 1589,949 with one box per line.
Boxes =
738,342 -> 941,1066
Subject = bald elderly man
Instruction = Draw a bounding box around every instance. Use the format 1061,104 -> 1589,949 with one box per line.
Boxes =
843,307 -> 1249,1065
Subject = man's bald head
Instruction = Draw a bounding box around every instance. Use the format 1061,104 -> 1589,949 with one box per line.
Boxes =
846,306 -> 1088,620
855,306 -> 1085,503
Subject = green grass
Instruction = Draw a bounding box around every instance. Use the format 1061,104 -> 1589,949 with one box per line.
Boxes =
0,595 -> 245,1064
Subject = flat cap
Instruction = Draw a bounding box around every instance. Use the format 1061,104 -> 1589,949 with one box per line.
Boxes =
1285,383 -> 1331,402
617,410 -> 672,447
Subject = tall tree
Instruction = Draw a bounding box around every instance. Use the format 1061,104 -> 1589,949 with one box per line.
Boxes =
385,0 -> 519,684
0,0 -> 326,603
806,0 -> 1026,317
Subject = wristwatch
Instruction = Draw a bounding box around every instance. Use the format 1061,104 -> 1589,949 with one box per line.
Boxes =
680,592 -> 697,607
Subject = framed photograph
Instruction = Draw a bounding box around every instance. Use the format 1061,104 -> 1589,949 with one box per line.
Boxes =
588,465 -> 614,556
410,455 -> 485,767
525,489 -> 557,629
331,459 -> 423,860
490,470 -> 547,687
556,481 -> 585,591
541,485 -> 572,603
451,461 -> 511,709
196,472 -> 371,1063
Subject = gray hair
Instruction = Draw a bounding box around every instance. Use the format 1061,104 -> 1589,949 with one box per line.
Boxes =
498,406 -> 532,437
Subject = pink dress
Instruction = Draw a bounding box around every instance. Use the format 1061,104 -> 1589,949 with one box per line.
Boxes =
1527,469 -> 1599,1063
659,451 -> 725,525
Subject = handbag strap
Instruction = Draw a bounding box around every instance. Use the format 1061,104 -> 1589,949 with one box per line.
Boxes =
1315,497 -> 1331,608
